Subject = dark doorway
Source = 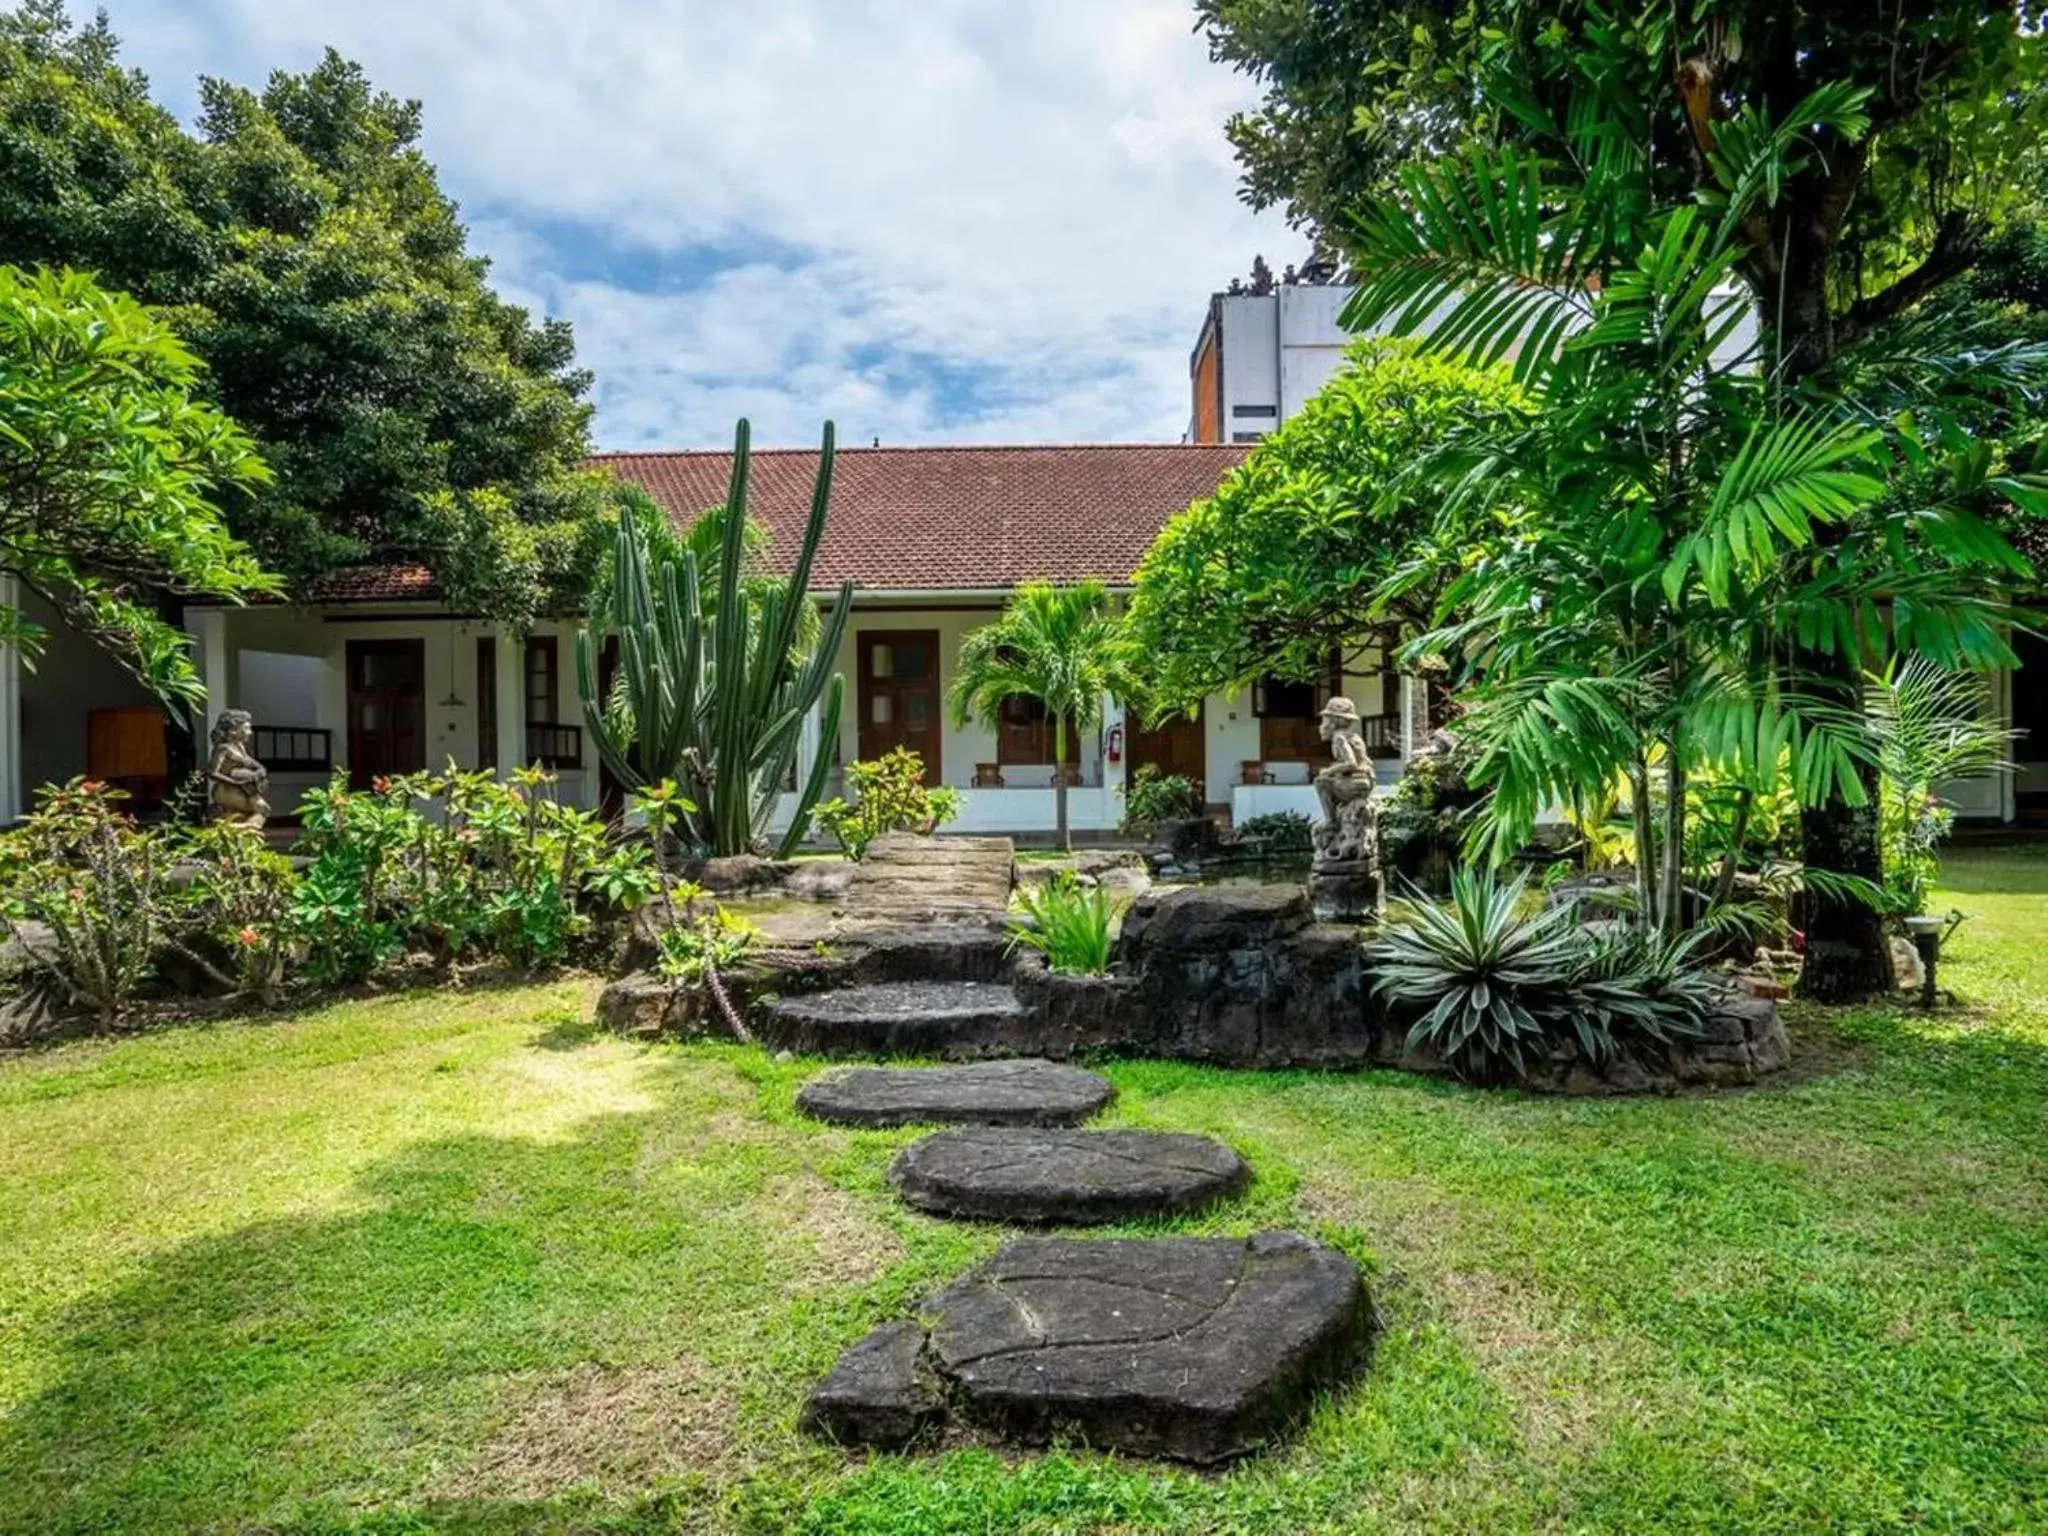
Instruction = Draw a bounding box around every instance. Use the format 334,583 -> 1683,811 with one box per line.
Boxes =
857,630 -> 941,784
345,639 -> 426,788
1127,702 -> 1205,794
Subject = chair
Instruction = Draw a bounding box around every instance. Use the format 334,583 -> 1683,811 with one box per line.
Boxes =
971,763 -> 1006,788
1239,760 -> 1271,786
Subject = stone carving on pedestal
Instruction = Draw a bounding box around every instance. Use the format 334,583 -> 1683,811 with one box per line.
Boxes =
1308,696 -> 1381,923
206,709 -> 271,830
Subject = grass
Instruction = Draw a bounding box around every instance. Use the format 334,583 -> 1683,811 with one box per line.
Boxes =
1,851 -> 2045,1535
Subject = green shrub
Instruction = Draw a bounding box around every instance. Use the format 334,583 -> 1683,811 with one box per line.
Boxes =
1368,868 -> 1715,1084
812,748 -> 961,859
1007,873 -> 1121,976
1122,765 -> 1203,836
0,780 -> 168,1019
168,823 -> 298,1005
1237,810 -> 1312,855
651,877 -> 760,1038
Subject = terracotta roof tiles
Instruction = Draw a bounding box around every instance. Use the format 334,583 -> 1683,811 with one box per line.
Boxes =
596,442 -> 1248,592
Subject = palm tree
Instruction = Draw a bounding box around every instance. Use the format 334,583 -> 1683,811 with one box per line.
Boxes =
1342,79 -> 2044,958
948,581 -> 1133,852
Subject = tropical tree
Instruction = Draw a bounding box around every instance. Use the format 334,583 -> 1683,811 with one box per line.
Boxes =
1200,0 -> 2048,998
1343,79 -> 2045,962
948,581 -> 1134,852
0,3 -> 614,622
1126,341 -> 1523,713
0,264 -> 277,704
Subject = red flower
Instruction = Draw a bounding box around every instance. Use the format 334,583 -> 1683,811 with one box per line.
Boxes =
237,927 -> 261,947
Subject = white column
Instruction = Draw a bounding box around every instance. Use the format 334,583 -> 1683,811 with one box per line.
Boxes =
189,608 -> 230,740
0,577 -> 20,823
1100,689 -> 1125,828
494,630 -> 524,775
1400,675 -> 1417,761
797,699 -> 822,795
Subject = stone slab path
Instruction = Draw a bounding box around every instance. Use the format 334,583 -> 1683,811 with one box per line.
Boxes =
763,980 -> 1029,1057
797,1059 -> 1115,1128
803,1231 -> 1367,1463
837,832 -> 1015,925
890,1126 -> 1249,1224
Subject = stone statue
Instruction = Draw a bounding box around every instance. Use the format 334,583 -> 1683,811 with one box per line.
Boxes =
1309,696 -> 1382,922
206,709 -> 271,830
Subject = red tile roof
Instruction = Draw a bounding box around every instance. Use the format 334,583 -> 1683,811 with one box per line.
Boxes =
304,564 -> 437,603
595,442 -> 1248,592
251,443 -> 1249,605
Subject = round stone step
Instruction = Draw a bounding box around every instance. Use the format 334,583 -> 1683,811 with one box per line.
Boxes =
890,1126 -> 1248,1224
797,1059 -> 1114,1128
803,1230 -> 1367,1463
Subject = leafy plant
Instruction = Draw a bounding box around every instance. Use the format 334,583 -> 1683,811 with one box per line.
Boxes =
575,419 -> 852,857
1121,765 -> 1203,838
165,823 -> 298,1006
652,879 -> 759,1039
1368,868 -> 1586,1083
1370,867 -> 1724,1085
1236,810 -> 1313,855
1344,70 -> 2044,999
0,265 -> 278,701
0,780 -> 167,1019
1868,655 -> 2016,917
1007,873 -> 1121,976
812,748 -> 962,860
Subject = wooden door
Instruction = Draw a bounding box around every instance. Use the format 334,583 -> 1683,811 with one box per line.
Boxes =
345,639 -> 426,788
1128,703 -> 1205,791
857,630 -> 941,784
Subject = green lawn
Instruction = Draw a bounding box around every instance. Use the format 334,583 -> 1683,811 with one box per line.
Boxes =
2,853 -> 2044,1535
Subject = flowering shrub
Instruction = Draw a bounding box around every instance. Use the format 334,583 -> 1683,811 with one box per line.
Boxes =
0,780 -> 166,1019
0,766 -> 665,1022
812,748 -> 962,859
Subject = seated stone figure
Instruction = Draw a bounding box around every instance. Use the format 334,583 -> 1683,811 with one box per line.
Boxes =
1310,696 -> 1381,920
206,709 -> 271,830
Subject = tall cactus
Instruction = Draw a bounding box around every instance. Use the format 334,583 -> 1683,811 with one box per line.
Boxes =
575,419 -> 852,857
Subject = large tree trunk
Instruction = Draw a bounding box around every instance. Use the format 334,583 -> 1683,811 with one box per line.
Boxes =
1761,242 -> 1898,1002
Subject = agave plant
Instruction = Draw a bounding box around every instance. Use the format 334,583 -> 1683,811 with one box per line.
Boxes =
575,419 -> 853,858
1566,927 -> 1720,1064
1368,868 -> 1584,1083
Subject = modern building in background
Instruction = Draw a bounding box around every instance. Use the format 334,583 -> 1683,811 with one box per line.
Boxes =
1187,259 -> 1352,444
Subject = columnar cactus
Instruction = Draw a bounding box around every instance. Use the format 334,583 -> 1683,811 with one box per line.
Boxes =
576,419 -> 851,857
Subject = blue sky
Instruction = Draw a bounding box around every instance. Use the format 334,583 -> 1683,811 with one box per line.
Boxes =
114,0 -> 1294,450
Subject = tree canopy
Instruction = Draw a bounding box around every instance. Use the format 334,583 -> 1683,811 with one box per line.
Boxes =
1127,342 -> 1522,713
0,1 -> 615,623
1199,2 -> 2048,370
0,263 -> 277,704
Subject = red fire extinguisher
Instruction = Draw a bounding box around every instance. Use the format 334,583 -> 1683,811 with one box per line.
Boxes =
1106,725 -> 1123,764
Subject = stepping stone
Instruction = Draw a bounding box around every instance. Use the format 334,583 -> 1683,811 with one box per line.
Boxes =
799,1319 -> 945,1449
890,1127 -> 1248,1224
797,1059 -> 1114,1128
761,980 -> 1028,1057
803,1231 -> 1367,1464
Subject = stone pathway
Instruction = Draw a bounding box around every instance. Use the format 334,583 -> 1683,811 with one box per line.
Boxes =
763,980 -> 1029,1057
837,831 -> 1017,924
804,1231 -> 1366,1464
891,1126 -> 1249,1224
787,835 -> 1371,1464
797,1059 -> 1114,1128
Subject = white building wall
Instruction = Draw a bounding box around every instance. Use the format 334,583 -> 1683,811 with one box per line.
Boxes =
1217,294 -> 1281,442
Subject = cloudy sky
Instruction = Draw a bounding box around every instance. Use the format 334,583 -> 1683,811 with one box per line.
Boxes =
112,1 -> 1295,450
